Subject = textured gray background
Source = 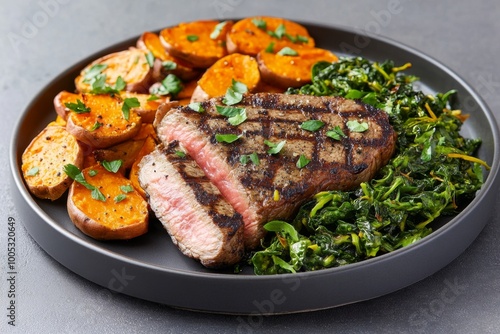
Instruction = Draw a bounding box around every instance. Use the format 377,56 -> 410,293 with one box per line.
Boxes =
1,0 -> 500,333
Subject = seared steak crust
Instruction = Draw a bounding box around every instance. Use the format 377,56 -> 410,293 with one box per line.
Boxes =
157,93 -> 397,248
138,142 -> 245,267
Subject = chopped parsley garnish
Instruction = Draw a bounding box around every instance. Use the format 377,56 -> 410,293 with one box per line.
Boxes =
26,166 -> 39,176
210,21 -> 228,39
89,75 -> 125,95
65,99 -> 90,114
264,140 -> 286,154
90,122 -> 103,131
122,97 -> 140,120
63,164 -> 105,201
101,160 -> 123,173
277,47 -> 298,56
186,35 -> 199,42
162,60 -> 177,70
268,24 -> 286,39
215,133 -> 241,143
347,120 -> 369,132
240,152 -> 260,166
301,120 -> 325,132
296,154 -> 311,169
215,106 -> 247,126
146,51 -> 155,68
265,42 -> 275,53
174,150 -> 186,158
120,184 -> 134,193
223,79 -> 248,105
114,194 -> 127,203
83,64 -> 107,84
151,74 -> 183,97
147,94 -> 160,101
252,18 -> 267,30
326,126 -> 346,140
188,102 -> 205,113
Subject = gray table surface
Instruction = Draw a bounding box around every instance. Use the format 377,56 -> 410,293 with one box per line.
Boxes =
2,0 -> 500,333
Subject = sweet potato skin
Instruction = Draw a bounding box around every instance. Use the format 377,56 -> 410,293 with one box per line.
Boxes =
226,16 -> 315,56
22,124 -> 84,200
75,48 -> 154,94
195,53 -> 260,100
257,47 -> 338,88
159,20 -> 232,68
65,94 -> 143,149
67,164 -> 149,240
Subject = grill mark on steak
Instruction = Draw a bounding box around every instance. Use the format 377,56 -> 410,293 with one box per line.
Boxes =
138,144 -> 245,268
157,93 -> 397,249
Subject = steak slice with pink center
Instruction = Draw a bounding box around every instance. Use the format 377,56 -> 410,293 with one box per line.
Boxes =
138,142 -> 244,268
157,93 -> 397,249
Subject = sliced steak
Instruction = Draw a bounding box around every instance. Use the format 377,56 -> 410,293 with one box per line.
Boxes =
138,142 -> 245,268
157,93 -> 397,249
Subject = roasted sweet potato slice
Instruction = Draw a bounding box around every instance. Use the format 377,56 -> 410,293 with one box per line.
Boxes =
226,16 -> 315,56
137,31 -> 200,81
192,53 -> 260,101
257,47 -> 338,88
75,48 -> 154,93
159,20 -> 232,68
65,94 -> 142,149
22,124 -> 84,200
67,163 -> 148,240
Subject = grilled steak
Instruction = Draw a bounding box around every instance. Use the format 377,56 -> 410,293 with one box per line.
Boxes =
156,93 -> 397,249
138,142 -> 245,268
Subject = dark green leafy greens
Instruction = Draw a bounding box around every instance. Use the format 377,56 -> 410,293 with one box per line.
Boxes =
251,57 -> 487,275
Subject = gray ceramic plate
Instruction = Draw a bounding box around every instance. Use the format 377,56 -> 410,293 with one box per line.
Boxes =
10,21 -> 500,314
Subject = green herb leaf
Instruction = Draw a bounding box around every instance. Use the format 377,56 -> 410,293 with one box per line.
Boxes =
188,102 -> 205,113
268,24 -> 286,39
347,120 -> 369,132
91,188 -> 106,201
187,35 -> 199,42
326,126 -> 346,140
265,42 -> 275,53
215,133 -> 241,143
240,152 -> 260,166
252,18 -> 267,30
301,120 -> 325,132
83,64 -> 107,83
162,60 -> 177,70
90,122 -> 103,131
114,76 -> 126,91
146,51 -> 155,68
88,169 -> 98,177
26,166 -> 39,176
63,164 -> 106,202
174,150 -> 186,158
65,99 -> 90,114
114,194 -> 127,203
223,80 -> 248,105
121,97 -> 140,120
216,104 -> 248,125
101,160 -> 123,173
210,21 -> 228,39
120,185 -> 134,193
265,140 -> 286,154
147,94 -> 160,101
296,154 -> 311,169
152,74 -> 183,97
277,47 -> 298,56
